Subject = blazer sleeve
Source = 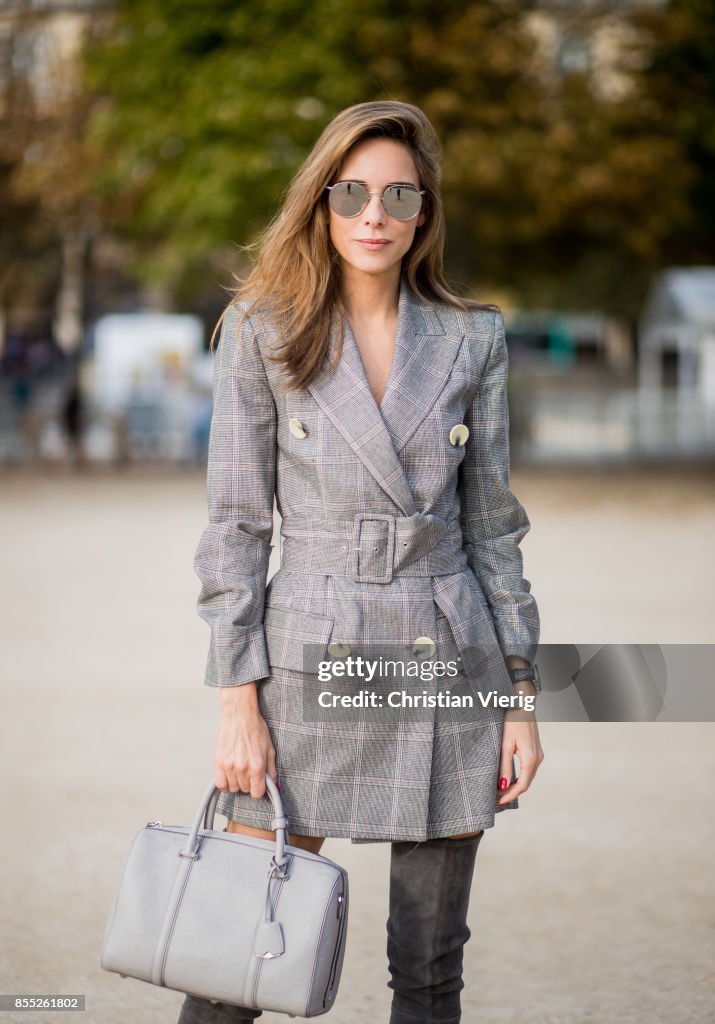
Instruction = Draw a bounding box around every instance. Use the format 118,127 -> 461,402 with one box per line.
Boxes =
458,310 -> 540,665
193,303 -> 277,687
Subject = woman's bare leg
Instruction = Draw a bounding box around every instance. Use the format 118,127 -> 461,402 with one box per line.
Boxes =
225,819 -> 326,855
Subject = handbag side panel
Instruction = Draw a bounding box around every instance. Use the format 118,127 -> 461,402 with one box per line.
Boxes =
100,828 -> 190,982
252,862 -> 349,1017
305,871 -> 349,1016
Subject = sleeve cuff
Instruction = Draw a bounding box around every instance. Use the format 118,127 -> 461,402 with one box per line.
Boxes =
492,615 -> 540,667
203,625 -> 271,687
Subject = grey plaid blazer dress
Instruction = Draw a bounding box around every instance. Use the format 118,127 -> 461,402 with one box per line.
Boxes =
193,276 -> 540,843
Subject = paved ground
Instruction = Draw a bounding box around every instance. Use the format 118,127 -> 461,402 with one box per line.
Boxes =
1,464 -> 714,1024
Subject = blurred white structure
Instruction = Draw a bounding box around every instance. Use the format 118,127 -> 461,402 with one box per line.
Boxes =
638,267 -> 715,402
90,311 -> 203,414
87,311 -> 205,461
634,268 -> 715,456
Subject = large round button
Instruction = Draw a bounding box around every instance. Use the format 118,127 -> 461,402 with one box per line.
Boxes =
412,636 -> 436,659
328,642 -> 351,658
288,418 -> 307,439
449,424 -> 470,447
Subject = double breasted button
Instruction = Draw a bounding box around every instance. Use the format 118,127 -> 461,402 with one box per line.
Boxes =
449,424 -> 470,447
288,418 -> 307,439
412,636 -> 436,659
328,642 -> 350,658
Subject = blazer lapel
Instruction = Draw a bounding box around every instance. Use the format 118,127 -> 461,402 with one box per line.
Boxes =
306,278 -> 464,516
306,308 -> 416,516
379,282 -> 465,454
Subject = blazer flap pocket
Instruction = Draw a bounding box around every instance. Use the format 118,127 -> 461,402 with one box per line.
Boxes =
263,605 -> 335,674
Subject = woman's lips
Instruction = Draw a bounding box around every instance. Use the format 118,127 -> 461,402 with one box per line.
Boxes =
355,239 -> 391,250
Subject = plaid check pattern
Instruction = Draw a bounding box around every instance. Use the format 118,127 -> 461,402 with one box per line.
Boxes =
193,277 -> 539,842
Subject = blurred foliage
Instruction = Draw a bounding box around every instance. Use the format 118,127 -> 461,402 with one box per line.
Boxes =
81,0 -> 375,292
631,0 -> 715,264
2,0 -> 714,322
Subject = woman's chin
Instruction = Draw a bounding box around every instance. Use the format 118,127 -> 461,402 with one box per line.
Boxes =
339,255 -> 404,278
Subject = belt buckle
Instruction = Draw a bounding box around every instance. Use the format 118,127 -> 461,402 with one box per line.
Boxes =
351,512 -> 397,584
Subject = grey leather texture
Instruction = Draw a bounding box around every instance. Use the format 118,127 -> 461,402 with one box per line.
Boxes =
100,776 -> 349,1017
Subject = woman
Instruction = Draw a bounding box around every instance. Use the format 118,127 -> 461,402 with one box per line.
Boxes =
180,100 -> 544,1024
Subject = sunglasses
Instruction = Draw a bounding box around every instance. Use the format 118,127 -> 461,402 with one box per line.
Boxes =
326,180 -> 426,221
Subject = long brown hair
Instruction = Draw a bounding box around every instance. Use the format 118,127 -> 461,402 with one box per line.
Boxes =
211,101 -> 499,390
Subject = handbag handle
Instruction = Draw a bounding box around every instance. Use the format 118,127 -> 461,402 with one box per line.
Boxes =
179,775 -> 289,869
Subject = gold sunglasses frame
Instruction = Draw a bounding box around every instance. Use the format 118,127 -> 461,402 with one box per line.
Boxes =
325,180 -> 426,221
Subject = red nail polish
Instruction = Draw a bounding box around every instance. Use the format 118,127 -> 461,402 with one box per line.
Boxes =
498,777 -> 509,790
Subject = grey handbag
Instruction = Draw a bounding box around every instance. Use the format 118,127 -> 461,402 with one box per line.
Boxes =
100,775 -> 349,1017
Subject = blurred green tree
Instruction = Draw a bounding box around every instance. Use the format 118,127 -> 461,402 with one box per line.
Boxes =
82,0 -> 372,301
631,0 -> 715,264
71,0 -> 714,317
0,2 -> 103,351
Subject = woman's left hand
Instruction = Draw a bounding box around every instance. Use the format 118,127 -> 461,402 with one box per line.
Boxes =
496,703 -> 545,806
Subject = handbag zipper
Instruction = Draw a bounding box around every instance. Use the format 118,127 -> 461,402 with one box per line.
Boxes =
323,882 -> 347,1007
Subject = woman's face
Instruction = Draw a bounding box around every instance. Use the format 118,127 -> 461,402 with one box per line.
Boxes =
327,138 -> 426,281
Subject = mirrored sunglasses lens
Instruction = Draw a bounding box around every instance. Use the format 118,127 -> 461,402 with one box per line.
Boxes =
329,182 -> 368,217
383,185 -> 422,220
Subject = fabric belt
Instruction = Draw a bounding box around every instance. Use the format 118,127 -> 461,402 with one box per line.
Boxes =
280,512 -> 470,584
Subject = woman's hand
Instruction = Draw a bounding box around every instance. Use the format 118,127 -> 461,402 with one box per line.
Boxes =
496,688 -> 545,807
214,683 -> 278,800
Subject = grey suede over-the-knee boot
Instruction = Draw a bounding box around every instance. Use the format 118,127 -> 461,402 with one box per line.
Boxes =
176,994 -> 262,1023
386,832 -> 484,1024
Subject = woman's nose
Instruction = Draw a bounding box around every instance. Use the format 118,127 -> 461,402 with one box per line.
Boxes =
362,193 -> 386,226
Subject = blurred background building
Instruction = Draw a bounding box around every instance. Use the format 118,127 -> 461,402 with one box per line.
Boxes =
1,0 -> 713,468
